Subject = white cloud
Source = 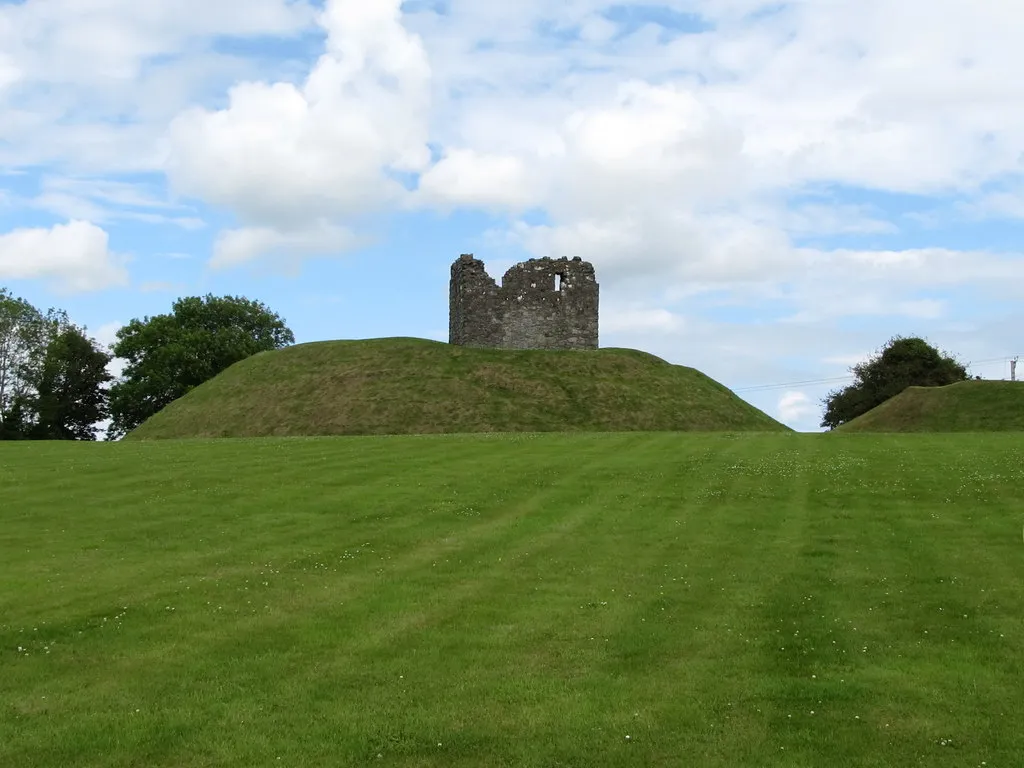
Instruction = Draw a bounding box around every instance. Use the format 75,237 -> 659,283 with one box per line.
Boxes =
418,149 -> 537,212
780,293 -> 948,324
513,211 -> 799,292
0,54 -> 20,91
602,307 -> 687,335
420,79 -> 746,218
26,176 -> 205,230
578,15 -> 619,44
0,221 -> 128,293
778,391 -> 819,425
0,1 -> 317,172
24,0 -> 1015,302
0,0 -> 314,100
680,1 -> 1024,193
92,321 -> 124,350
91,320 -> 128,379
397,0 -> 1024,323
407,0 -> 1024,190
87,321 -> 126,440
0,0 -> 312,86
165,0 -> 431,238
959,189 -> 1024,221
822,353 -> 869,369
777,203 -> 898,237
212,222 -> 363,270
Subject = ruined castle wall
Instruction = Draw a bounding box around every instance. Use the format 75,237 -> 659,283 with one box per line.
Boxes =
499,258 -> 599,349
449,255 -> 503,347
449,254 -> 599,350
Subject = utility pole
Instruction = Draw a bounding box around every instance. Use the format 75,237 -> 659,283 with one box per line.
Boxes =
1011,357 -> 1018,382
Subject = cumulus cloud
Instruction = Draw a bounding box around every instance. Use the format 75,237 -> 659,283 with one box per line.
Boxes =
418,149 -> 537,212
212,222 -> 363,270
959,187 -> 1024,221
822,353 -> 870,369
777,204 -> 898,237
0,0 -> 312,85
777,391 -> 819,426
418,79 -> 746,218
601,307 -> 687,335
92,321 -> 124,348
146,0 -> 1024,296
401,0 -> 1024,316
680,0 -> 1024,193
90,320 -> 128,379
0,221 -> 128,293
0,0 -> 316,172
165,0 -> 431,249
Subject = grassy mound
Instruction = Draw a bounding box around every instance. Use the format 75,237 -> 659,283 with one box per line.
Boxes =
837,380 -> 1024,433
126,337 -> 787,439
3,433 -> 1023,767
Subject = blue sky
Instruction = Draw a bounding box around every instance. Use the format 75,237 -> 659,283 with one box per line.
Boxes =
1,0 -> 1022,431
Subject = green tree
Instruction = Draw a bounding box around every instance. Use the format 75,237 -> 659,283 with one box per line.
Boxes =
0,288 -> 69,438
30,327 -> 113,440
821,335 -> 969,429
107,294 -> 295,438
0,396 -> 29,440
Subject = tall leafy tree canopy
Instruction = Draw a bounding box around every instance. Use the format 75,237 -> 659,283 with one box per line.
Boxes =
32,327 -> 113,440
821,336 -> 969,429
107,295 -> 295,439
2,289 -> 51,429
1,287 -> 108,440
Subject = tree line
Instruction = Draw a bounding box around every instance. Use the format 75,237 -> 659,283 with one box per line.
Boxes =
1,282 -> 975,438
0,288 -> 293,441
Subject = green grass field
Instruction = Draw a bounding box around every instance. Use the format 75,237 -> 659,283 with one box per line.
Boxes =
2,433 -> 1022,767
126,338 -> 787,439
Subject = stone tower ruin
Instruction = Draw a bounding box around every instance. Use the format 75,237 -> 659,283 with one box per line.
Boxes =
449,254 -> 599,350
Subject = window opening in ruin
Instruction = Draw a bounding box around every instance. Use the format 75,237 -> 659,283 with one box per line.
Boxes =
555,273 -> 564,291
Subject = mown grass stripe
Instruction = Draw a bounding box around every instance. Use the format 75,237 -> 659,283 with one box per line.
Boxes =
2,434 -> 1022,767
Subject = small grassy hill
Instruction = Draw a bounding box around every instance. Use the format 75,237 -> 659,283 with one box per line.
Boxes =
837,380 -> 1024,433
126,337 -> 787,439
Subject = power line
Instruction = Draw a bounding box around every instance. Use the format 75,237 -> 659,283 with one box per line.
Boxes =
733,354 -> 1023,394
968,357 -> 1011,365
967,356 -> 1021,367
734,376 -> 854,393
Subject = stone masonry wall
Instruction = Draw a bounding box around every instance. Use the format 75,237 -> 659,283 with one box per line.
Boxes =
449,254 -> 599,350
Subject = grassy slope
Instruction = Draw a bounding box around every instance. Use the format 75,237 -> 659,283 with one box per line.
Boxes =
126,338 -> 787,439
3,433 -> 1024,767
839,380 -> 1024,433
